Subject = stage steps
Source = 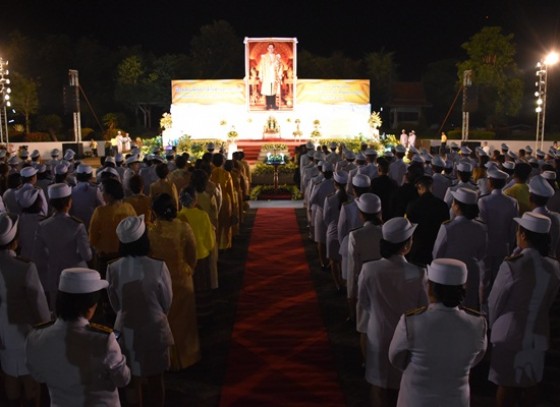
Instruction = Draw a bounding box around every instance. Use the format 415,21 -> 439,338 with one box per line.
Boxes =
236,139 -> 302,164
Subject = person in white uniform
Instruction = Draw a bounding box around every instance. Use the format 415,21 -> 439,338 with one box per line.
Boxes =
26,267 -> 131,406
432,188 -> 488,309
0,213 -> 50,407
107,215 -> 174,406
389,258 -> 487,407
477,167 -> 519,314
488,212 -> 560,407
358,217 -> 428,407
33,183 -> 92,309
16,166 -> 48,216
528,174 -> 560,257
70,164 -> 104,227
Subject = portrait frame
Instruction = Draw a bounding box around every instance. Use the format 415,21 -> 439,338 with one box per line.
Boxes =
244,37 -> 297,112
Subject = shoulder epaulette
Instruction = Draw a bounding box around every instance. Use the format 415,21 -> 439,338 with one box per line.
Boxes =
474,218 -> 486,224
70,215 -> 83,224
349,226 -> 362,233
460,306 -> 484,317
87,323 -> 113,335
405,306 -> 427,317
505,253 -> 523,262
34,320 -> 55,329
442,219 -> 452,225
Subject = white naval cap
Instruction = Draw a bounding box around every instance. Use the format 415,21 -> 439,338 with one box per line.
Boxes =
333,170 -> 348,184
536,149 -> 545,157
48,183 -> 72,199
487,167 -> 508,180
451,187 -> 478,205
344,151 -> 355,160
456,162 -> 472,172
431,155 -> 445,168
321,162 -> 334,172
427,258 -> 468,286
352,174 -> 371,188
484,161 -> 498,169
305,141 -> 314,149
501,143 -> 509,151
0,213 -> 18,246
76,164 -> 93,174
364,148 -> 377,156
409,146 -> 420,154
460,146 -> 472,155
58,268 -> 109,294
411,154 -> 425,164
355,153 -> 366,161
125,155 -> 141,166
116,215 -> 146,244
31,149 -> 41,159
115,153 -> 124,162
104,156 -> 116,165
542,170 -> 557,180
395,145 -> 406,153
20,166 -> 38,178
525,145 -> 533,153
37,164 -> 47,174
528,175 -> 555,198
507,150 -> 518,160
421,152 -> 433,162
16,188 -> 40,209
355,193 -> 381,214
63,149 -> 76,161
20,149 -> 29,158
385,151 -> 394,158
514,212 -> 551,234
502,161 -> 515,170
450,142 -> 459,149
313,151 -> 324,160
54,163 -> 68,175
51,148 -> 60,157
306,150 -> 314,158
99,167 -> 119,178
382,217 -> 417,243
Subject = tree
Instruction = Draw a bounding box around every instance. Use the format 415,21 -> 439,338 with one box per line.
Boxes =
189,20 -> 244,79
36,114 -> 63,141
364,49 -> 398,110
10,72 -> 39,135
457,26 -> 523,127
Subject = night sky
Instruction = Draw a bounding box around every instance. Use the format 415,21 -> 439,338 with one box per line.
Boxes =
2,0 -> 560,79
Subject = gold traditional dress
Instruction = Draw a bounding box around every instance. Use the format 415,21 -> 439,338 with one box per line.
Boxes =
148,218 -> 200,370
196,190 -> 219,289
124,193 -> 153,224
210,167 -> 235,250
149,179 -> 179,210
89,201 -> 137,260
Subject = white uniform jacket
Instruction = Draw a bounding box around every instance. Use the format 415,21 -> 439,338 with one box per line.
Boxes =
26,317 -> 130,406
389,303 -> 487,407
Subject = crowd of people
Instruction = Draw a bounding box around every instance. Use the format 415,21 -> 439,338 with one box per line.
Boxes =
298,139 -> 560,406
0,143 -> 251,406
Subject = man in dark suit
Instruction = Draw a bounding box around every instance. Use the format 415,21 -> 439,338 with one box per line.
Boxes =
406,175 -> 449,266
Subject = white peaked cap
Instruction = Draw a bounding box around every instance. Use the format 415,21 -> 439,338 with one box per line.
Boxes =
525,145 -> 533,153
48,183 -> 72,199
104,156 -> 116,164
20,166 -> 38,177
451,188 -> 478,205
116,215 -> 146,244
382,217 -> 417,243
333,171 -> 348,184
16,188 -> 40,209
355,193 -> 382,214
502,161 -> 515,170
456,162 -> 472,172
541,170 -> 557,180
305,141 -> 314,149
344,151 -> 355,160
54,164 -> 68,175
31,149 -> 40,159
460,146 -> 472,155
76,164 -> 93,174
431,155 -> 445,167
0,213 -> 18,245
428,258 -> 467,285
487,168 -> 508,180
395,145 -> 406,153
528,175 -> 555,198
352,174 -> 371,188
514,212 -> 551,234
58,268 -> 109,294
322,162 -> 334,172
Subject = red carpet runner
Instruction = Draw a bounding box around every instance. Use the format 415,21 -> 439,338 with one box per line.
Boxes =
220,208 -> 346,406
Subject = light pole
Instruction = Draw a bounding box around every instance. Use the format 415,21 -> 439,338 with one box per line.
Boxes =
0,58 -> 11,144
535,51 -> 559,150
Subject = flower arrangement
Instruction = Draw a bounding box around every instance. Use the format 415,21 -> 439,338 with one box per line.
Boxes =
368,111 -> 382,129
227,126 -> 238,139
292,118 -> 302,138
265,153 -> 286,165
311,119 -> 321,138
264,116 -> 280,134
160,113 -> 172,130
261,143 -> 287,152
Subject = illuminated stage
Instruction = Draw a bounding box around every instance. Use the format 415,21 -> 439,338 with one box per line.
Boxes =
164,37 -> 372,146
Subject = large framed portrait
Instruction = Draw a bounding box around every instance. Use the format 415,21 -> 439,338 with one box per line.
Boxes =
245,37 -> 297,111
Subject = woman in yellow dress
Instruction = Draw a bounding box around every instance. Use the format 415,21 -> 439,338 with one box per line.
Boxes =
178,186 -> 216,318
149,193 -> 200,370
210,154 -> 235,250
124,174 -> 153,224
224,159 -> 242,236
89,178 -> 137,272
149,163 -> 179,210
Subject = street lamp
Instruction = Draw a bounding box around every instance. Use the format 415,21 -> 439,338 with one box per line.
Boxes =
535,51 -> 559,150
0,58 -> 11,144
